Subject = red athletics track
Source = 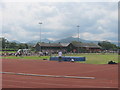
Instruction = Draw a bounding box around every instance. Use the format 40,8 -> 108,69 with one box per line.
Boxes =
2,58 -> 118,88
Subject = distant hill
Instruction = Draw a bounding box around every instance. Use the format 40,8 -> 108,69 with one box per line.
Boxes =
2,37 -> 118,46
27,38 -> 54,45
54,37 -> 99,44
26,37 -> 118,46
107,41 -> 118,46
11,40 -> 20,44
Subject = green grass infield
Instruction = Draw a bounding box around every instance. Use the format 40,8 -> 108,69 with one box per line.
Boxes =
1,53 -> 119,64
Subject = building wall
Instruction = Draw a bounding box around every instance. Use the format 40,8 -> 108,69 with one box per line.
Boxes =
35,43 -> 41,51
35,44 -> 67,53
67,43 -> 75,52
67,43 -> 101,53
35,43 -> 101,53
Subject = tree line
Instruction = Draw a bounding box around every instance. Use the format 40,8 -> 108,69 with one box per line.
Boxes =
0,37 -> 119,51
0,38 -> 30,50
98,41 -> 119,51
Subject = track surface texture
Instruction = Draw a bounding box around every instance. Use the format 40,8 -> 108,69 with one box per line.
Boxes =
2,58 -> 118,88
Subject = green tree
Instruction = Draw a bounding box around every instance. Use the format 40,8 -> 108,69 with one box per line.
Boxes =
18,43 -> 29,49
1,38 -> 9,49
9,42 -> 18,49
24,44 -> 28,49
98,41 -> 118,50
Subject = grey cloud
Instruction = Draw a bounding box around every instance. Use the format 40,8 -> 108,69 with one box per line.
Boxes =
1,2 -> 118,42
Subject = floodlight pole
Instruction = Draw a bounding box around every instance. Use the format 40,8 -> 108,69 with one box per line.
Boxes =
77,25 -> 80,53
39,22 -> 42,52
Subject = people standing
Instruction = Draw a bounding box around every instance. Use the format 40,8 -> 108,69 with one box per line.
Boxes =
58,51 -> 62,62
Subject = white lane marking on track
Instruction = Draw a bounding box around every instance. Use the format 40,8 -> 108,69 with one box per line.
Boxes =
1,72 -> 95,79
3,74 -> 117,85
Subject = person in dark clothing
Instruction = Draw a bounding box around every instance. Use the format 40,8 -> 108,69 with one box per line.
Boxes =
108,60 -> 117,64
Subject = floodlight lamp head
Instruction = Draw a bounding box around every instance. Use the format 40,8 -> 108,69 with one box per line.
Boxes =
39,22 -> 42,24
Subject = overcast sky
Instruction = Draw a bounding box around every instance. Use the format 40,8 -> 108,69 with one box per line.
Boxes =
0,1 -> 118,43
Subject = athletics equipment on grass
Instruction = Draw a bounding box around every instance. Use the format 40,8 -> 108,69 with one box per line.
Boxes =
50,56 -> 86,62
